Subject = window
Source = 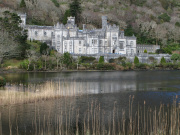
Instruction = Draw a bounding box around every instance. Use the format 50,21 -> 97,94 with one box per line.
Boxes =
57,35 -> 60,38
52,42 -> 55,46
79,41 -> 81,45
79,48 -> 81,53
92,39 -> 97,45
94,48 -> 97,53
105,41 -> 107,46
130,41 -> 133,47
51,32 -> 54,37
64,41 -> 67,51
131,49 -> 134,54
119,41 -> 124,49
64,41 -> 67,45
99,40 -> 102,46
64,44 -> 67,52
35,31 -> 38,36
44,31 -> 47,36
70,45 -> 72,53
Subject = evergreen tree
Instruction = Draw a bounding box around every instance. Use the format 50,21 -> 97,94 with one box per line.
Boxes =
160,57 -> 166,64
99,56 -> 104,63
144,49 -> 147,53
62,10 -> 71,24
134,56 -> 139,64
0,11 -> 29,58
171,54 -> 180,61
63,52 -> 72,69
20,0 -> 26,8
40,43 -> 49,54
69,0 -> 82,25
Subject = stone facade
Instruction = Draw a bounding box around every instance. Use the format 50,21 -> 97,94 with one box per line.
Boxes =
20,14 -> 137,55
137,44 -> 160,54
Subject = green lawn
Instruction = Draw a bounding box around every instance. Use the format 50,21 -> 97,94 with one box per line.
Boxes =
2,59 -> 24,68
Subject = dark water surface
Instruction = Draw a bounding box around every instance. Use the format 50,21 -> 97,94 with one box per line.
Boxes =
0,71 -> 180,134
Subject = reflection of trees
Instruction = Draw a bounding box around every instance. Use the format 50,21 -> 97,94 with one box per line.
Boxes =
4,73 -> 29,84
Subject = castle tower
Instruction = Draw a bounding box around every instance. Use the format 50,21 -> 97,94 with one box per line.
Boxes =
18,13 -> 26,26
102,16 -> 107,29
67,16 -> 75,25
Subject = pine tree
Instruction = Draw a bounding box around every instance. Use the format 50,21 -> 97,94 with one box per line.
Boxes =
99,56 -> 104,63
20,0 -> 26,8
62,10 -> 71,24
134,56 -> 139,64
69,0 -> 82,25
160,57 -> 166,64
144,49 -> 147,53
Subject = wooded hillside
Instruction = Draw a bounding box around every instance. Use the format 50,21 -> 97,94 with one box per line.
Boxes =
0,0 -> 180,47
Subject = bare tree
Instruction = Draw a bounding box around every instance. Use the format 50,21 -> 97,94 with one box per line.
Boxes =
54,52 -> 62,70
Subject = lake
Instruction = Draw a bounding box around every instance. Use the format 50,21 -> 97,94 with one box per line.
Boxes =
0,71 -> 180,134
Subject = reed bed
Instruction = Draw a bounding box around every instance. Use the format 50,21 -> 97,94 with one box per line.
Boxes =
0,81 -> 84,106
0,82 -> 179,135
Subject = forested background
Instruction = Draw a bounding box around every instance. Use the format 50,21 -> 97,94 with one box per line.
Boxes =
0,0 -> 180,58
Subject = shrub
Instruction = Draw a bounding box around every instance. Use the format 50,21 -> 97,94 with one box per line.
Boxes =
81,63 -> 90,69
158,13 -> 171,22
160,57 -> 166,64
99,56 -> 104,63
171,54 -> 180,61
175,22 -> 180,27
63,52 -> 73,69
80,56 -> 96,63
144,49 -> 147,53
36,59 -> 43,70
97,63 -> 115,70
163,48 -> 172,54
161,63 -> 178,69
51,0 -> 59,7
109,58 -> 115,63
20,0 -> 26,8
134,56 -> 139,64
69,62 -> 77,70
126,62 -> 132,69
0,76 -> 6,87
40,43 -> 49,54
149,56 -> 155,62
135,63 -> 148,69
156,49 -> 166,54
115,57 -> 126,64
19,59 -> 29,70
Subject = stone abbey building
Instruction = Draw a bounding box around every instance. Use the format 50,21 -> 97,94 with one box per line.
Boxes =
19,14 -> 137,56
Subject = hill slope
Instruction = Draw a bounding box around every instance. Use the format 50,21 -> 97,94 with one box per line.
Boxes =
0,0 -> 180,46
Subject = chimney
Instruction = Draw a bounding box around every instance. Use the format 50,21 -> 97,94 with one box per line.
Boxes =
83,24 -> 86,31
102,16 -> 107,29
